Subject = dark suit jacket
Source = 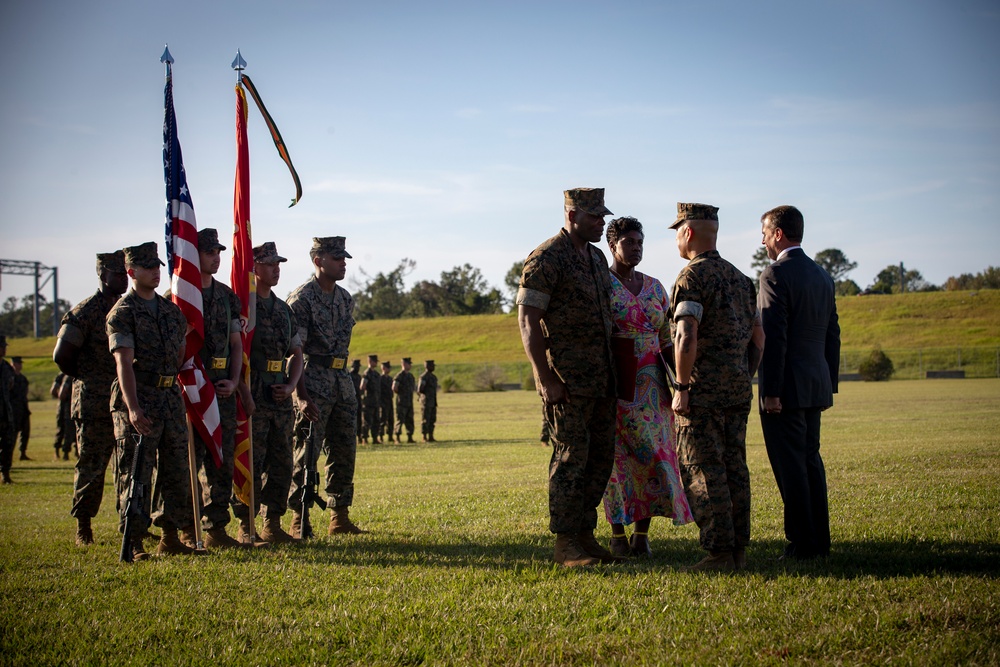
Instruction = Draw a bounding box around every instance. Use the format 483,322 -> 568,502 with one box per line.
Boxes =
758,248 -> 840,410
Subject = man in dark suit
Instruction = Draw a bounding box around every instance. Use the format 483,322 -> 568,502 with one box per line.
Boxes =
757,205 -> 841,560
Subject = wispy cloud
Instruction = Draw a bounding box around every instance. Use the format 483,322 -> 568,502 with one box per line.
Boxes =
861,179 -> 949,202
510,104 -> 556,114
455,107 -> 483,119
763,96 -> 1000,131
586,105 -> 685,118
24,116 -> 97,135
310,179 -> 443,196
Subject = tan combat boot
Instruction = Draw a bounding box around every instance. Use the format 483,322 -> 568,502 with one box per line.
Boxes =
682,551 -> 736,573
178,527 -> 199,549
260,514 -> 298,544
75,517 -> 94,546
577,529 -> 625,564
204,527 -> 248,549
289,512 -> 303,539
328,507 -> 368,535
236,517 -> 270,548
158,526 -> 207,556
553,533 -> 600,567
129,537 -> 150,562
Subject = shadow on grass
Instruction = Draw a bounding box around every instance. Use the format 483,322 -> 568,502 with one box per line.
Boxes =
360,438 -> 540,451
218,532 -> 1000,579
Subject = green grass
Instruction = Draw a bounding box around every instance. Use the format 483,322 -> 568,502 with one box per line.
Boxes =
2,380 -> 999,665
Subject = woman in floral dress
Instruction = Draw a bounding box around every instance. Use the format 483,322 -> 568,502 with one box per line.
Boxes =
603,217 -> 693,557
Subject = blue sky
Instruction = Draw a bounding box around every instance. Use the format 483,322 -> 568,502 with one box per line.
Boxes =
1,0 -> 997,307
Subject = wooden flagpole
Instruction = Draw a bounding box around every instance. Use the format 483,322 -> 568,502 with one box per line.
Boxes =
186,417 -> 205,550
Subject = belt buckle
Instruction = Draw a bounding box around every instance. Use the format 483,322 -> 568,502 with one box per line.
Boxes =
157,375 -> 175,388
211,357 -> 228,370
331,357 -> 345,370
266,360 -> 284,373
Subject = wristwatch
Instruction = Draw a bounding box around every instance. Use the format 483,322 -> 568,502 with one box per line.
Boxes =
674,381 -> 691,392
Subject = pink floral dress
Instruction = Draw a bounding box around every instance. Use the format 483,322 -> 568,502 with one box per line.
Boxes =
602,274 -> 693,526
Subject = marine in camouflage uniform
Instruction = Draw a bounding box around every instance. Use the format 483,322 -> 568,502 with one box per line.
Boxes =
107,242 -> 199,558
349,359 -> 363,443
668,203 -> 763,572
10,358 -> 30,460
417,361 -> 438,442
187,228 -> 244,547
51,373 -> 77,460
232,241 -> 303,544
53,250 -> 128,545
379,361 -> 394,442
516,187 -> 618,567
392,357 -> 416,443
359,355 -> 381,444
286,236 -> 365,535
0,335 -> 15,484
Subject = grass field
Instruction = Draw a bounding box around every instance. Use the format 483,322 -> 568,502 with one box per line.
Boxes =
2,380 -> 998,665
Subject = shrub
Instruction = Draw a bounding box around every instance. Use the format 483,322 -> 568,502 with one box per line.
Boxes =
859,348 -> 894,381
474,365 -> 506,391
441,377 -> 460,393
522,373 -> 536,391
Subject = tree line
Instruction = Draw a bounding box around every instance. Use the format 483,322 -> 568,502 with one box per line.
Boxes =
2,258 -> 997,335
350,259 -> 505,320
750,247 -> 998,296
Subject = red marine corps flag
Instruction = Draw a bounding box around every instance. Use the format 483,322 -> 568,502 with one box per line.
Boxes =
161,46 -> 224,469
230,50 -> 302,508
231,50 -> 255,506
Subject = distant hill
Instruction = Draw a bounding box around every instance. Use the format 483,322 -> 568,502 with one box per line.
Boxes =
6,289 -> 998,391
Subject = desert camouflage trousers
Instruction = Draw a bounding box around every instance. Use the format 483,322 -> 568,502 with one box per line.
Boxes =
288,391 -> 358,511
674,402 -> 752,552
71,415 -> 116,518
232,406 -> 294,520
545,396 -> 616,534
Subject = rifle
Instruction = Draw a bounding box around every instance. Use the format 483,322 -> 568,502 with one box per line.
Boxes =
119,431 -> 148,563
298,420 -> 327,539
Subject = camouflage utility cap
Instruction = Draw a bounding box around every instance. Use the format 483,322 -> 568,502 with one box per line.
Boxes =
312,236 -> 352,259
0,334 -> 6,346
124,242 -> 164,268
351,359 -> 361,369
96,250 -> 126,275
564,188 -> 613,216
402,357 -> 411,364
368,354 -> 378,362
381,361 -> 391,369
253,241 -> 287,264
198,228 -> 227,252
11,356 -> 21,363
670,203 -> 720,230
425,360 -> 435,366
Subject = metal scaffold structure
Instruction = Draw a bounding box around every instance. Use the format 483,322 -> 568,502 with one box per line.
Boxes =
0,259 -> 60,337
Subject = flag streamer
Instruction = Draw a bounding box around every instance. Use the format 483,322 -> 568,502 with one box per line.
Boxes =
240,73 -> 302,207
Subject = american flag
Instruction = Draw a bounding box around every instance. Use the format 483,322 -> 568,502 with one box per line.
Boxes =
163,65 -> 223,468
